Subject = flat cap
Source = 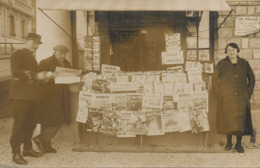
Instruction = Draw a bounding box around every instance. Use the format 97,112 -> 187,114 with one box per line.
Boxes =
53,45 -> 69,52
27,33 -> 43,44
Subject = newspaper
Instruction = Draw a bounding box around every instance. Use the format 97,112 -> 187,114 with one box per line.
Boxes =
154,81 -> 164,96
131,111 -> 148,135
177,93 -> 194,112
76,91 -> 92,123
110,82 -> 139,92
91,93 -> 111,109
99,109 -> 119,136
174,73 -> 187,83
161,73 -> 175,82
161,110 -> 179,133
185,61 -> 202,72
193,81 -> 207,92
163,82 -> 174,96
144,81 -> 154,96
55,67 -> 82,84
162,55 -> 184,65
81,72 -> 97,91
145,111 -> 164,136
127,93 -> 143,111
117,111 -> 136,137
85,108 -> 103,132
116,73 -> 129,83
110,94 -> 127,111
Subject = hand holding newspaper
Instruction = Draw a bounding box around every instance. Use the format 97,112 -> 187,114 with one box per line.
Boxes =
54,67 -> 82,84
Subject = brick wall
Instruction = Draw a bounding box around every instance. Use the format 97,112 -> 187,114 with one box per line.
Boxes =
215,0 -> 260,108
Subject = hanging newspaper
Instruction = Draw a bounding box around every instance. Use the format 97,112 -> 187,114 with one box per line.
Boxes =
154,81 -> 164,96
145,111 -> 164,136
85,108 -> 103,132
191,91 -> 210,133
162,95 -> 177,111
174,73 -> 187,83
161,110 -> 179,133
101,64 -> 120,74
162,54 -> 184,65
131,111 -> 148,135
76,91 -> 92,123
117,111 -> 136,137
110,94 -> 127,111
146,72 -> 160,82
91,93 -> 111,109
110,82 -> 139,92
187,70 -> 203,82
127,93 -> 143,111
167,66 -> 183,73
178,93 -> 194,112
99,109 -> 119,136
161,73 -> 175,82
144,81 -> 154,96
163,82 -> 174,96
193,81 -> 207,92
55,67 -> 82,84
142,96 -> 163,111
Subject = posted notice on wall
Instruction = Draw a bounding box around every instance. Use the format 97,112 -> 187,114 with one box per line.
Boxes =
234,17 -> 260,36
55,67 -> 82,84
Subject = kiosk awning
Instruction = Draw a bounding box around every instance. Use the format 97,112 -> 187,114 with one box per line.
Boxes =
40,0 -> 231,11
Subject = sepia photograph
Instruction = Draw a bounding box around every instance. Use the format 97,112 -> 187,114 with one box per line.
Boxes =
0,0 -> 260,167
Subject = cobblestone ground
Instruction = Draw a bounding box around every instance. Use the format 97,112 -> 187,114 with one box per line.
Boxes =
1,118 -> 260,168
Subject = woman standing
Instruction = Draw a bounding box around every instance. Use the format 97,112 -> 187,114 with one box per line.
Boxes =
213,43 -> 255,153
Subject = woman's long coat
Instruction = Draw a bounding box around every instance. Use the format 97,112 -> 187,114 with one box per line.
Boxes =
212,56 -> 255,135
35,55 -> 71,126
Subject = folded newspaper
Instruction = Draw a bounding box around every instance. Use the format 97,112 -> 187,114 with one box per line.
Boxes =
55,67 -> 82,84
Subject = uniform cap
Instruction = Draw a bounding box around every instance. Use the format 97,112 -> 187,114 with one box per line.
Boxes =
27,33 -> 43,44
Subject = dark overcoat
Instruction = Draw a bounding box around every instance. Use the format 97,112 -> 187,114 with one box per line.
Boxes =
212,56 -> 255,135
36,55 -> 71,126
9,48 -> 40,100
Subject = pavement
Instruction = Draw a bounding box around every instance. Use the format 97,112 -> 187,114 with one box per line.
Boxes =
1,117 -> 260,168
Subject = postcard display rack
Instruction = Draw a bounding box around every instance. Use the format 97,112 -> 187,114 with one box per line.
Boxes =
77,32 -> 213,146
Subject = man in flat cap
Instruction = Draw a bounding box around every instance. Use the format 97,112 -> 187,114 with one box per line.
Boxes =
9,33 -> 53,165
33,45 -> 72,154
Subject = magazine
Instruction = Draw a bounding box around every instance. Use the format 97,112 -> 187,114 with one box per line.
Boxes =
92,79 -> 111,93
85,108 -> 103,132
145,111 -> 164,136
143,81 -> 154,96
161,110 -> 179,132
110,82 -> 139,92
154,81 -> 164,96
177,112 -> 192,132
76,91 -> 92,123
177,93 -> 194,112
117,111 -> 136,137
162,95 -> 177,111
91,93 -> 111,109
127,93 -> 143,111
101,64 -> 120,74
110,94 -> 127,111
130,111 -> 148,135
161,73 -> 175,82
81,72 -> 97,91
99,109 -> 119,136
142,95 -> 163,111
116,73 -> 129,83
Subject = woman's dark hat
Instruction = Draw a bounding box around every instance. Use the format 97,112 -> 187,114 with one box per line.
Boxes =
27,33 -> 43,44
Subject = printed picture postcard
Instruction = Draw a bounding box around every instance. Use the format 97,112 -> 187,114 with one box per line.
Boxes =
145,111 -> 164,136
161,110 -> 179,133
117,111 -> 136,138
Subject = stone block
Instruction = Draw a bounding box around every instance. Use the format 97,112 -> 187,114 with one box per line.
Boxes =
250,38 -> 260,48
218,17 -> 225,27
248,6 -> 256,15
242,38 -> 249,48
227,38 -> 242,47
249,34 -> 256,38
224,17 -> 235,27
254,81 -> 260,91
239,49 -> 253,60
254,70 -> 260,80
248,1 -> 258,5
239,1 -> 248,5
249,60 -> 260,70
253,90 -> 260,100
215,50 -> 226,63
218,11 -> 232,16
235,6 -> 247,16
255,32 -> 260,38
227,1 -> 240,5
256,6 -> 260,14
218,28 -> 233,38
253,49 -> 260,59
217,38 -> 227,49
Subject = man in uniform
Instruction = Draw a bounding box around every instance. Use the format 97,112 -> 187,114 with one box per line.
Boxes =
33,45 -> 71,154
9,33 -> 53,165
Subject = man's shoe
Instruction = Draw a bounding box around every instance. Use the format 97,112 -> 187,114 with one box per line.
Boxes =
13,153 -> 27,165
23,149 -> 43,157
235,144 -> 244,153
33,137 -> 46,154
44,146 -> 57,153
224,143 -> 232,151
